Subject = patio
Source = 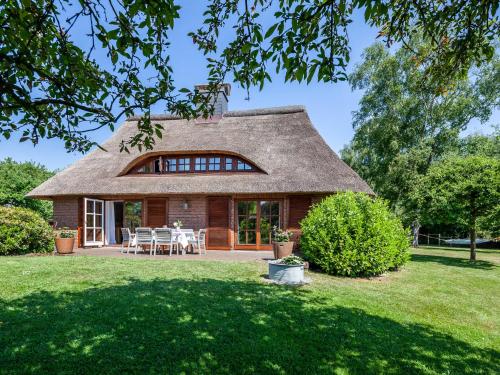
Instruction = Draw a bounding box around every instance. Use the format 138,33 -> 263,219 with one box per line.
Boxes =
70,247 -> 274,262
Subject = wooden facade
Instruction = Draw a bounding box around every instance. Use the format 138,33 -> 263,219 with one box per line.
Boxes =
67,193 -> 325,250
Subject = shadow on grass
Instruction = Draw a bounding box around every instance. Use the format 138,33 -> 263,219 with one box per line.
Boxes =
419,246 -> 499,254
1,278 -> 498,374
411,253 -> 497,270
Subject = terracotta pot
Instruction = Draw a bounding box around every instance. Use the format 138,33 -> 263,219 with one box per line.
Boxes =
273,241 -> 294,259
55,238 -> 75,254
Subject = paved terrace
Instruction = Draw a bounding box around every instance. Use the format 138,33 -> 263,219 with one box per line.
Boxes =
70,247 -> 274,262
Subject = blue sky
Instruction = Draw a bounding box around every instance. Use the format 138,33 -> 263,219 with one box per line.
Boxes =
0,3 -> 497,171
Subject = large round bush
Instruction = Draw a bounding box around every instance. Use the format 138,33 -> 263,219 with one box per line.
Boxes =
0,206 -> 54,255
300,192 -> 409,277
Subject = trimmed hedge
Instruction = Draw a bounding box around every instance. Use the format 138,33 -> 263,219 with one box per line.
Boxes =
0,206 -> 54,255
300,192 -> 409,277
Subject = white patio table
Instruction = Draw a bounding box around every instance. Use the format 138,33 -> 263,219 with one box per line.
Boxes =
130,229 -> 194,254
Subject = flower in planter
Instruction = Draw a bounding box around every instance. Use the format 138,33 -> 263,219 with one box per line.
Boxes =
173,220 -> 183,228
56,227 -> 76,238
272,226 -> 293,242
278,255 -> 304,265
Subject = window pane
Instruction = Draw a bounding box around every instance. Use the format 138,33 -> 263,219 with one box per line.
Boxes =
238,231 -> 246,244
86,229 -> 94,242
124,201 -> 142,231
225,158 -> 233,170
95,201 -> 103,214
166,159 -> 176,172
154,159 -> 161,173
238,217 -> 249,230
95,214 -> 102,227
86,214 -> 94,228
95,229 -> 102,241
248,201 -> 257,215
142,163 -> 153,173
209,157 -> 220,171
260,217 -> 270,244
244,163 -> 252,170
179,158 -> 191,171
237,160 -> 245,170
86,200 -> 93,213
247,231 -> 256,244
247,216 -> 256,229
260,201 -> 270,216
271,202 -> 280,215
195,157 -> 206,171
261,229 -> 270,244
271,216 -> 280,228
237,201 -> 247,215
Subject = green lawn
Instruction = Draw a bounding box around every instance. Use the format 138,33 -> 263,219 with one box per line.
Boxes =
0,248 -> 498,374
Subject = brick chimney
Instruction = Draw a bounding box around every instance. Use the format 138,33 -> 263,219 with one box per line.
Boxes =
195,83 -> 231,116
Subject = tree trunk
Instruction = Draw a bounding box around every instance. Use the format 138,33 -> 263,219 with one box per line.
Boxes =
469,226 -> 476,261
411,221 -> 421,248
469,199 -> 477,261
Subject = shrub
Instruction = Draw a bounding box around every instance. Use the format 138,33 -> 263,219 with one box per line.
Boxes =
300,192 -> 410,277
0,206 -> 54,255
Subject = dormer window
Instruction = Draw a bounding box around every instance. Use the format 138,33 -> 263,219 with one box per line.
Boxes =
128,153 -> 261,175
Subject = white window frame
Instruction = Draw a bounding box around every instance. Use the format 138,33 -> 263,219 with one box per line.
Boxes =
84,198 -> 105,247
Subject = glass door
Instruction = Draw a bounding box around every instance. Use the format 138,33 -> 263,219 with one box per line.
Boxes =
124,201 -> 143,232
236,200 -> 281,249
84,198 -> 104,246
237,201 -> 257,245
259,201 -> 280,245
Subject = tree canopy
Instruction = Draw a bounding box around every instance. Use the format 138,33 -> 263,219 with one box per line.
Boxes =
341,41 -> 499,221
1,0 -> 498,152
0,158 -> 54,219
410,155 -> 499,260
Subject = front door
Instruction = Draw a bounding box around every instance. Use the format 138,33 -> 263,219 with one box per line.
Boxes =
84,198 -> 105,247
207,197 -> 231,250
235,200 -> 281,250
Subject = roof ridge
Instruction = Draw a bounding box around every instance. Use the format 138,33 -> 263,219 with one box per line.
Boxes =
224,105 -> 305,117
126,105 -> 305,122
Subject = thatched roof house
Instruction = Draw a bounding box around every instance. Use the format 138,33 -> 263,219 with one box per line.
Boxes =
29,85 -> 372,250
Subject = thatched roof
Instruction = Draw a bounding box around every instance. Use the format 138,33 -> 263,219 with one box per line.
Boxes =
28,106 -> 373,198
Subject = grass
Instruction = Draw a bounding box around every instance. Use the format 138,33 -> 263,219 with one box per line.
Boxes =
0,247 -> 498,374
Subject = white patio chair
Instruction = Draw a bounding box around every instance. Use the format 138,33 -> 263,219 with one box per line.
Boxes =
135,227 -> 154,255
181,229 -> 196,253
154,228 -> 178,256
189,229 -> 207,255
120,228 -> 136,254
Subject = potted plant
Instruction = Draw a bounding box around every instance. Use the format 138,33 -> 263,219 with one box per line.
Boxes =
173,220 -> 183,231
55,227 -> 76,254
272,226 -> 294,259
268,255 -> 305,284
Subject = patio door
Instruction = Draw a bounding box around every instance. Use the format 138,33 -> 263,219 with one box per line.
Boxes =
84,198 -> 105,247
235,200 -> 281,250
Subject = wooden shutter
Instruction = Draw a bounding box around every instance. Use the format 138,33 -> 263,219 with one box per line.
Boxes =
288,196 -> 312,229
147,199 -> 167,228
207,197 -> 230,250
